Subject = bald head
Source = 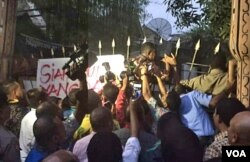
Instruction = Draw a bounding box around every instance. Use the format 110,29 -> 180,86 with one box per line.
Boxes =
42,150 -> 79,162
228,111 -> 250,146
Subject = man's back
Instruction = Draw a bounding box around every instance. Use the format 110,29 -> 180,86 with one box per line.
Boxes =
73,132 -> 96,162
0,125 -> 20,162
19,109 -> 37,161
180,90 -> 214,136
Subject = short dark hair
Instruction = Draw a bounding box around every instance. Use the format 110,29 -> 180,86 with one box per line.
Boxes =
33,116 -> 57,148
36,101 -> 59,118
157,112 -> 203,162
68,88 -> 80,106
210,54 -> 227,71
27,88 -> 48,108
61,96 -> 71,110
102,83 -> 119,104
87,132 -> 122,162
125,99 -> 145,123
88,89 -> 101,114
105,71 -> 116,82
166,91 -> 181,113
141,42 -> 156,55
48,96 -> 61,106
90,107 -> 113,132
215,98 -> 246,126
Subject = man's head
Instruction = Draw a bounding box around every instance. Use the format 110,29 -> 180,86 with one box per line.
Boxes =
87,132 -> 122,162
90,107 -> 113,132
48,96 -> 62,108
228,111 -> 250,146
213,98 -> 246,129
68,88 -> 80,107
87,89 -> 101,114
141,42 -> 156,61
125,99 -> 145,124
42,150 -> 79,162
165,91 -> 181,112
36,101 -> 59,118
157,112 -> 203,162
33,116 -> 66,152
0,89 -> 10,125
2,80 -> 23,100
102,83 -> 119,105
27,88 -> 48,109
210,54 -> 227,71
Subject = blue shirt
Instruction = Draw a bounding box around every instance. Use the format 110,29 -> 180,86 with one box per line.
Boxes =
25,147 -> 48,162
180,90 -> 214,137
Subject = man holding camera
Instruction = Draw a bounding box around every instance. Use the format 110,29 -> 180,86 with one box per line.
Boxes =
138,42 -> 170,134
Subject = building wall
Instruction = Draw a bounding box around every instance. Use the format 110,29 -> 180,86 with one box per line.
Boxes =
0,0 -> 17,81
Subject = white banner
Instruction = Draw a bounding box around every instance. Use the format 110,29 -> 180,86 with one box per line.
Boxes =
37,55 -> 125,98
37,58 -> 80,98
86,54 -> 125,92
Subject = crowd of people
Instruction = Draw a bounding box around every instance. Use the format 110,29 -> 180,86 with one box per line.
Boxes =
0,42 -> 250,162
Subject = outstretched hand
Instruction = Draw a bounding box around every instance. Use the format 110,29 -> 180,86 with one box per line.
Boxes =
161,53 -> 177,66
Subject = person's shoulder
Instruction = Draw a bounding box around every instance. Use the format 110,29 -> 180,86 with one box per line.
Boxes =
0,126 -> 18,149
26,147 -> 47,162
138,131 -> 158,147
189,90 -> 206,95
22,109 -> 36,121
75,132 -> 96,145
0,126 -> 17,139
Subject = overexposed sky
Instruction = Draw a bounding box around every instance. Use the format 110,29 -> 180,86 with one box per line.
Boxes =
145,0 -> 192,34
145,0 -> 178,34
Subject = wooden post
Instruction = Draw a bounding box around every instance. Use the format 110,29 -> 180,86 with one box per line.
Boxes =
229,0 -> 250,107
0,0 -> 17,81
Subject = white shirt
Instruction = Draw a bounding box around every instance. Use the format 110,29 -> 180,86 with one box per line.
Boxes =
19,108 -> 37,162
123,137 -> 141,162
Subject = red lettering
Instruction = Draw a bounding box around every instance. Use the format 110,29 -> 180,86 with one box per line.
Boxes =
40,82 -> 80,97
40,64 -> 51,84
54,68 -> 65,81
86,65 -> 100,78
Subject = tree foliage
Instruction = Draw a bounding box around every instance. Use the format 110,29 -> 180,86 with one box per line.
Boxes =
29,0 -> 149,53
163,0 -> 231,39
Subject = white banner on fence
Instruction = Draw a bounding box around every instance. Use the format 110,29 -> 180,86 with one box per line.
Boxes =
86,54 -> 125,92
37,55 -> 125,98
37,58 -> 80,98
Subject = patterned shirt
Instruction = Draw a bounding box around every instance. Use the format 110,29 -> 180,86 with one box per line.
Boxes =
147,97 -> 169,134
5,101 -> 29,138
204,131 -> 229,161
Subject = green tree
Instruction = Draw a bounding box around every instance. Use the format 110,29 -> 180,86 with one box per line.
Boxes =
163,0 -> 231,39
29,0 -> 150,54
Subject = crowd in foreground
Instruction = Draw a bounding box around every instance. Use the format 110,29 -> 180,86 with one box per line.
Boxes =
0,42 -> 250,162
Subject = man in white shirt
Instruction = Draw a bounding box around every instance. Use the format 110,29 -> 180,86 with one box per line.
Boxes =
19,88 -> 48,161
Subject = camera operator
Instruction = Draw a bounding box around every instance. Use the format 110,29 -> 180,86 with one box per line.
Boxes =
140,42 -> 156,63
115,72 -> 133,127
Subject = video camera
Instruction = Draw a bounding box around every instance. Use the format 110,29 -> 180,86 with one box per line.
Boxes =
124,54 -> 162,83
62,43 -> 97,81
